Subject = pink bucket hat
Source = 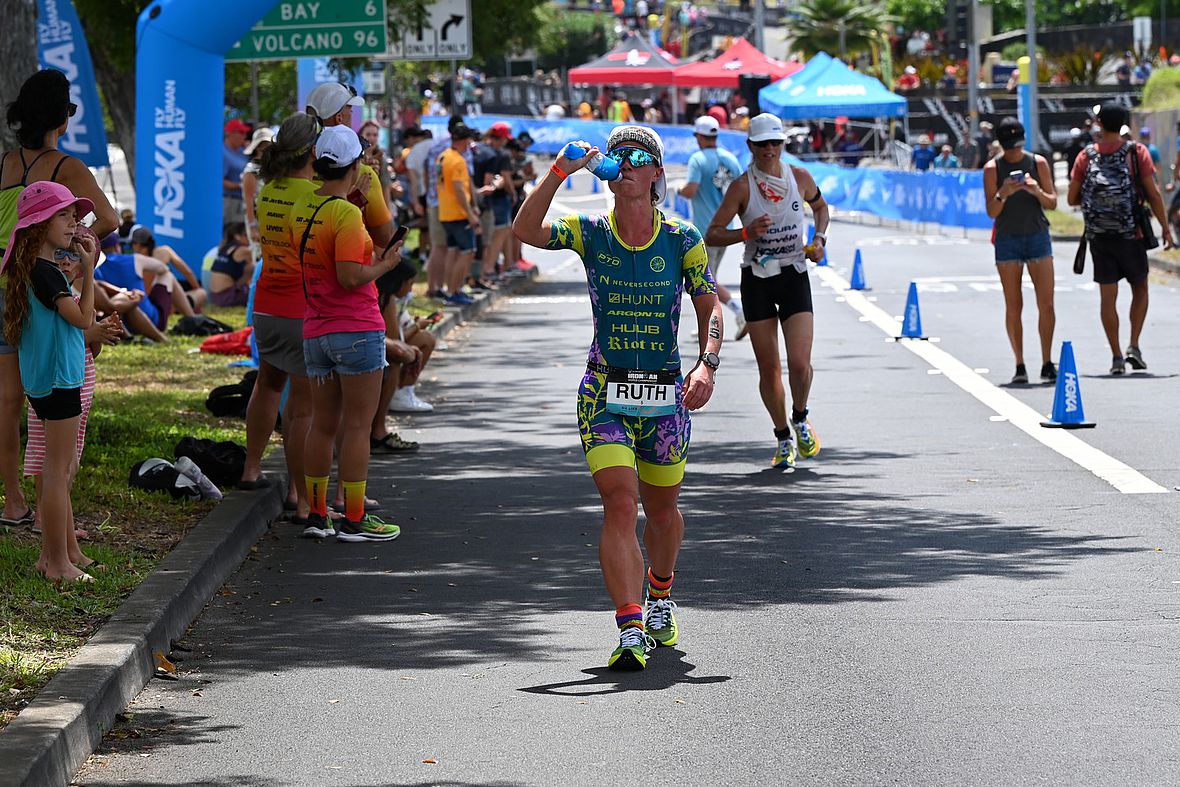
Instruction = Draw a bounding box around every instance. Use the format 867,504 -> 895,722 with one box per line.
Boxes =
1,181 -> 94,273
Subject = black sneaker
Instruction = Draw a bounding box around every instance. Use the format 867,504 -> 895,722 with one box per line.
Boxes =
1111,356 -> 1126,376
301,513 -> 334,539
1011,364 -> 1029,385
1040,361 -> 1057,383
1125,346 -> 1147,371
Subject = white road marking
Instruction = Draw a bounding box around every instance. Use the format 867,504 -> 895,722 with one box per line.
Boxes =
814,265 -> 1168,495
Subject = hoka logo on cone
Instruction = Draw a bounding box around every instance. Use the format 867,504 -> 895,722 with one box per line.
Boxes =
1041,341 -> 1095,429
849,249 -> 868,290
898,282 -> 926,339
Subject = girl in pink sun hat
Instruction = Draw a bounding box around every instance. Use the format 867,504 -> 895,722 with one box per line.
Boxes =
2,181 -> 100,583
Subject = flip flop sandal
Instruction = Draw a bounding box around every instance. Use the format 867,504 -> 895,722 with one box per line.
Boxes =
370,433 -> 420,453
0,508 -> 34,526
32,524 -> 88,539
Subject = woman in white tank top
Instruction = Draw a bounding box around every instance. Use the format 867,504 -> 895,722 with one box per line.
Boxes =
704,113 -> 830,471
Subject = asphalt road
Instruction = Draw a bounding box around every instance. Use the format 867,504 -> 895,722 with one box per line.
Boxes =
75,185 -> 1180,786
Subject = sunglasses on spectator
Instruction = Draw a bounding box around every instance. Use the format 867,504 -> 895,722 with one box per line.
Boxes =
751,139 -> 783,148
54,248 -> 81,262
606,147 -> 659,167
68,102 -> 77,118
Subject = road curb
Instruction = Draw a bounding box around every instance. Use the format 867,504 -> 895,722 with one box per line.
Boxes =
0,263 -> 540,787
0,485 -> 282,787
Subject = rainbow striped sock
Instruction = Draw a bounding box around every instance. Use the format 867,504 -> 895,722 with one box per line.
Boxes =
615,603 -> 643,630
647,568 -> 674,600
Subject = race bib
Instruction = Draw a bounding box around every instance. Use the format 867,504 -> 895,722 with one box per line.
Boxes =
605,368 -> 678,417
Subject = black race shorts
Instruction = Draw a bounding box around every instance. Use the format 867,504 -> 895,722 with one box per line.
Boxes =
28,387 -> 82,421
740,265 -> 813,323
1089,236 -> 1149,285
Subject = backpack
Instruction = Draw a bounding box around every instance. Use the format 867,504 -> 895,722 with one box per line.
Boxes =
174,436 -> 246,487
205,370 -> 257,418
129,458 -> 201,501
171,314 -> 234,336
1079,142 -> 1136,239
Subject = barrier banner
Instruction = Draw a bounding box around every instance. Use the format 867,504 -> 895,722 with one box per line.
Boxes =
420,113 -> 753,168
35,0 -> 110,168
799,161 -> 991,230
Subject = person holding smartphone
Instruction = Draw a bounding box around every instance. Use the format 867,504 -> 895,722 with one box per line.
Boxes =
984,117 -> 1058,385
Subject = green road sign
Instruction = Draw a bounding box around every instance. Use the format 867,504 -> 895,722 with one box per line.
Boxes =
227,0 -> 388,62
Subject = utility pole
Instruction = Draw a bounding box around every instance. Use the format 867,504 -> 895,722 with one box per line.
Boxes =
753,0 -> 765,51
967,0 -> 980,141
1026,0 -> 1040,152
249,62 -> 260,121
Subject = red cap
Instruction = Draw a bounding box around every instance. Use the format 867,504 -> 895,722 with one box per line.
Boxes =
224,119 -> 250,135
487,122 -> 512,139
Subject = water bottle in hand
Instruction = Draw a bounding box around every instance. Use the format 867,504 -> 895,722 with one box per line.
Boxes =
561,142 -> 621,182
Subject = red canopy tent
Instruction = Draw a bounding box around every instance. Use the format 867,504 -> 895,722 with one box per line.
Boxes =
568,33 -> 680,85
672,38 -> 802,88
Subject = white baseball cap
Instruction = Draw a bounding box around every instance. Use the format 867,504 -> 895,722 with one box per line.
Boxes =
693,116 -> 720,137
747,113 -> 786,143
314,125 -> 363,167
305,83 -> 364,120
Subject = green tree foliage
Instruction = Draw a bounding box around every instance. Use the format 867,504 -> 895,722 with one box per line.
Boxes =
884,0 -> 943,35
1142,66 -> 1180,110
534,5 -> 616,72
791,0 -> 891,59
982,0 -> 1180,31
224,62 -> 298,125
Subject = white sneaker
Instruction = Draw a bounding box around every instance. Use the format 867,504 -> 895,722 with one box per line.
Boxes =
174,456 -> 223,500
390,388 -> 434,413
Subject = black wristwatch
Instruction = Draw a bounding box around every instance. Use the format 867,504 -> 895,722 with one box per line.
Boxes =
700,351 -> 720,371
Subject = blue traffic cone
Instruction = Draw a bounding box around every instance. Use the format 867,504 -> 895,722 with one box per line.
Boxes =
807,224 -> 828,266
565,174 -> 574,190
591,175 -> 599,194
1040,341 -> 1096,429
898,281 -> 926,339
849,249 -> 867,290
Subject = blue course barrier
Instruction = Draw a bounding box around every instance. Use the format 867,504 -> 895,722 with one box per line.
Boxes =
421,114 -> 752,168
798,162 -> 991,231
432,115 -> 991,231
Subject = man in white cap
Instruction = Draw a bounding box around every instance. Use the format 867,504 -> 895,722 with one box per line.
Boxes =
706,113 -> 829,470
513,124 -> 721,671
305,83 -> 394,250
680,115 -> 746,338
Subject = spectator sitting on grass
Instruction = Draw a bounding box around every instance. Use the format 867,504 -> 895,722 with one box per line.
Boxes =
207,222 -> 254,307
129,227 -> 204,315
95,233 -> 182,333
388,266 -> 437,415
93,279 -> 167,343
371,260 -> 428,453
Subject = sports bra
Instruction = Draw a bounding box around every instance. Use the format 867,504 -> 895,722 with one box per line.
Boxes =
0,150 -> 72,252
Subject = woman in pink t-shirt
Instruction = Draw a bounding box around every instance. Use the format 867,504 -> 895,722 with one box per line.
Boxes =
293,126 -> 403,543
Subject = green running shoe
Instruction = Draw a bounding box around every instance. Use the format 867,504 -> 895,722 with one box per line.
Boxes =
336,514 -> 400,542
772,437 -> 796,469
644,597 -> 678,647
607,625 -> 654,671
794,419 -> 820,458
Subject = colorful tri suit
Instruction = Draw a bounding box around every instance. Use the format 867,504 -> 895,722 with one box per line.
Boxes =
546,208 -> 716,486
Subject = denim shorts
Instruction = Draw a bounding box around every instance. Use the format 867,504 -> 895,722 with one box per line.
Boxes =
488,195 -> 512,229
442,220 -> 476,251
994,229 -> 1053,264
303,330 -> 387,378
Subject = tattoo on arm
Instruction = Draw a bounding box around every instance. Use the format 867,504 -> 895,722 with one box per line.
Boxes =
708,315 -> 721,341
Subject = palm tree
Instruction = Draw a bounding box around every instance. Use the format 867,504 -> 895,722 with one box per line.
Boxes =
790,0 -> 891,60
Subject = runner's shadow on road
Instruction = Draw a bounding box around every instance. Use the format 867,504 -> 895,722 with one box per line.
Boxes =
1080,372 -> 1177,380
518,649 -> 730,697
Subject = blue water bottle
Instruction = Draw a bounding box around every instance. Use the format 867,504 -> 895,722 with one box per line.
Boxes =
561,142 -> 621,182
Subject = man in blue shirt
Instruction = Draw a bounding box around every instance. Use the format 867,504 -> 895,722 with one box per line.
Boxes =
1139,127 -> 1160,167
222,119 -> 250,226
680,116 -> 746,337
912,135 -> 937,171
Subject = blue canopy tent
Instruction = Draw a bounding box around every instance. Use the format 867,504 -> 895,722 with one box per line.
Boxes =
759,53 -> 906,119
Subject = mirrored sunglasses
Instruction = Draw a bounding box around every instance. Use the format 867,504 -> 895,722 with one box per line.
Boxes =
606,147 -> 659,167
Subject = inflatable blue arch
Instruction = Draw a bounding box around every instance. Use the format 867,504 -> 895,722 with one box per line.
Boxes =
135,0 -> 279,263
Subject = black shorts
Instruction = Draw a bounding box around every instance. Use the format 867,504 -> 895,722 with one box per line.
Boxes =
740,265 -> 813,322
1089,236 -> 1149,285
28,387 -> 82,421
